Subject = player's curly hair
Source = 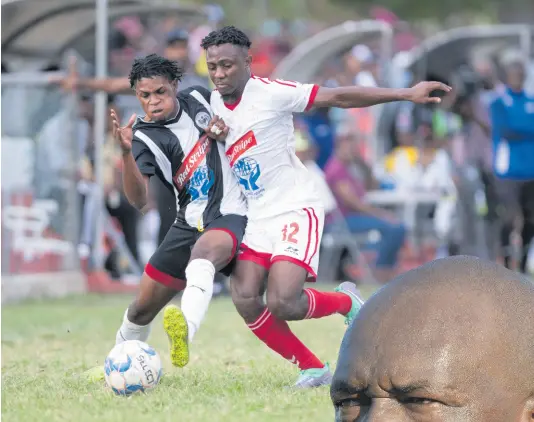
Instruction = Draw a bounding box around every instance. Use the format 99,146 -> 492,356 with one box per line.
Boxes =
200,26 -> 251,50
128,54 -> 184,89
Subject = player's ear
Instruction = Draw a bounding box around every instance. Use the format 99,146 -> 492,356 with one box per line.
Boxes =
171,79 -> 179,92
245,54 -> 252,70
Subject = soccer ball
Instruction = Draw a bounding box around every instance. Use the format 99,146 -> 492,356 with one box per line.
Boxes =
104,340 -> 162,396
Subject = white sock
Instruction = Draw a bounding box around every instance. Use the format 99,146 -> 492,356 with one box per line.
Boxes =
181,259 -> 215,343
115,309 -> 151,345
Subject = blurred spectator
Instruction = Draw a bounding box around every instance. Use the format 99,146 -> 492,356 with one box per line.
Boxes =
395,111 -> 458,250
78,98 -> 141,277
163,28 -> 210,90
379,101 -> 419,181
34,93 -> 93,235
443,89 -> 496,259
325,132 -> 406,283
298,106 -> 335,170
113,16 -> 147,52
338,45 -> 380,163
472,57 -> 505,106
391,111 -> 456,192
489,56 -> 534,272
455,94 -> 492,172
345,44 -> 377,88
392,101 -> 417,150
108,29 -> 136,77
380,101 -> 460,184
61,28 -> 209,100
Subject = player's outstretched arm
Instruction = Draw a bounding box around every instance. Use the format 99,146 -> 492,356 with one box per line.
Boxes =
312,81 -> 452,109
111,110 -> 150,211
50,55 -> 132,95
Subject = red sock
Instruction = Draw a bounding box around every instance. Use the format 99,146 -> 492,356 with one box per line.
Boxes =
303,289 -> 352,319
247,308 -> 324,370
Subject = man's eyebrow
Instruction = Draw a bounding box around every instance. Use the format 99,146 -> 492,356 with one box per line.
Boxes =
389,382 -> 433,395
137,85 -> 164,93
330,379 -> 365,399
207,56 -> 235,63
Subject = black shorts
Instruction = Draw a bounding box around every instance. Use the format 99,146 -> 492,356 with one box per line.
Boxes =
145,214 -> 247,290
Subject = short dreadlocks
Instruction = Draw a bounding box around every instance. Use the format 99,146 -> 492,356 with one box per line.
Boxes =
200,26 -> 251,50
128,54 -> 184,89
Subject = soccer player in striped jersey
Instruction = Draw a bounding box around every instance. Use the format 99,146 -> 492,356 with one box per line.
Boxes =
86,54 -> 247,380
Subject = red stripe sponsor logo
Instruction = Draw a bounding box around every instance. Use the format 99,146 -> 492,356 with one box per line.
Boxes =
226,130 -> 257,166
174,135 -> 211,190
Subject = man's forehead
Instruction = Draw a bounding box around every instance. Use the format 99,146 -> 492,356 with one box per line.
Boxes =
335,341 -> 468,396
335,313 -> 485,395
136,78 -> 166,91
206,44 -> 244,60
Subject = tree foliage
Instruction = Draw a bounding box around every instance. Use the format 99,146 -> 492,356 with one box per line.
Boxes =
332,0 -> 499,21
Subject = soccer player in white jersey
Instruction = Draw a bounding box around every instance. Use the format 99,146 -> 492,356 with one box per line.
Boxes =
197,26 -> 452,388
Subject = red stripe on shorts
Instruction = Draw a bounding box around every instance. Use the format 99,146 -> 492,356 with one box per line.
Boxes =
307,208 -> 320,265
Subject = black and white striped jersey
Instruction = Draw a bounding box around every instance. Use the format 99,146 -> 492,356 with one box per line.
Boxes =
131,85 -> 247,230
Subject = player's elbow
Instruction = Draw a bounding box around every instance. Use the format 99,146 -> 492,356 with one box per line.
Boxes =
315,88 -> 348,109
125,194 -> 147,212
330,93 -> 351,109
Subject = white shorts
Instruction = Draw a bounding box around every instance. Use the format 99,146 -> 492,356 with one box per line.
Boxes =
239,207 -> 324,281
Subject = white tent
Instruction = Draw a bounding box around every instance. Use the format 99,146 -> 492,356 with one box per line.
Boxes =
1,0 -> 207,70
399,24 -> 534,80
272,20 -> 393,84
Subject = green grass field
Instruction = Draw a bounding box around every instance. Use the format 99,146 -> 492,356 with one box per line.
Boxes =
2,287 -> 375,422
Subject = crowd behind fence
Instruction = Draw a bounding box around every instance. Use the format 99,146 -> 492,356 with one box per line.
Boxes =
2,26 -> 534,287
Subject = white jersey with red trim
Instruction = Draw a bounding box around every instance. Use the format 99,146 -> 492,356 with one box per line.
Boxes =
210,76 -> 322,219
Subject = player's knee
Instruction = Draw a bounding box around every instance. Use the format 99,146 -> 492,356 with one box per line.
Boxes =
266,295 -> 297,321
231,287 -> 262,315
229,278 -> 263,319
234,296 -> 264,323
127,300 -> 157,326
191,232 -> 234,268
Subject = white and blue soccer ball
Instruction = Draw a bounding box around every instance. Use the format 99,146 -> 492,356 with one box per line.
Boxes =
104,340 -> 162,396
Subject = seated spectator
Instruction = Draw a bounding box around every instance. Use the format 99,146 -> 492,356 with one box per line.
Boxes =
325,132 -> 406,283
396,116 -> 458,253
331,256 -> 534,422
380,102 -> 461,185
393,113 -> 456,193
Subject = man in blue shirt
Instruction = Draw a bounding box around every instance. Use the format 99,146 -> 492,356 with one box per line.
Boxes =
299,107 -> 335,169
490,58 -> 534,272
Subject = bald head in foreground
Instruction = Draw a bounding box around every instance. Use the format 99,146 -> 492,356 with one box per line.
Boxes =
331,256 -> 534,421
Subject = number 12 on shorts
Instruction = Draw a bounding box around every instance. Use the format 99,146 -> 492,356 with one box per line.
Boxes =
281,222 -> 299,243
